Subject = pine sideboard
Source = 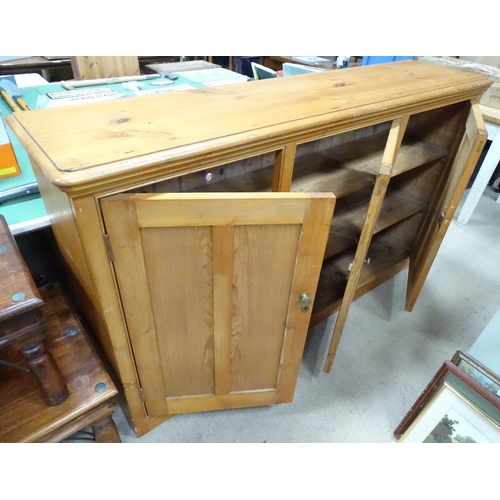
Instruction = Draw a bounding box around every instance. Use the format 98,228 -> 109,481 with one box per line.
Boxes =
7,61 -> 491,436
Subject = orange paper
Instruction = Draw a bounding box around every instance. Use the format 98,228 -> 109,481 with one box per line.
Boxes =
0,118 -> 20,179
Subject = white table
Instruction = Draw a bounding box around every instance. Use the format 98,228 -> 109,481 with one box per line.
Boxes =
457,105 -> 500,224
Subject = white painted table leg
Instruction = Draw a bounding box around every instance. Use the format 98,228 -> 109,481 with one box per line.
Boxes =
457,123 -> 500,224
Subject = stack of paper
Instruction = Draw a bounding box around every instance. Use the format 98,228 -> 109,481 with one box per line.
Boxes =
175,69 -> 248,87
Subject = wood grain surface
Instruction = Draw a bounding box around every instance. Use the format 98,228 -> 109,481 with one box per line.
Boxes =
0,215 -> 43,321
0,282 -> 118,443
7,61 -> 491,192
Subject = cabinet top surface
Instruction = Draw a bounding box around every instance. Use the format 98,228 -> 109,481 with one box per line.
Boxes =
7,61 -> 491,190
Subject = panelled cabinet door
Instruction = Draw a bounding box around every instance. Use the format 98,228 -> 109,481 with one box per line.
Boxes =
101,192 -> 335,416
406,102 -> 488,312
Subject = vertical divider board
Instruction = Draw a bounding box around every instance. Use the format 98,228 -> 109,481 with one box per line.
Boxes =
323,115 -> 411,373
272,143 -> 297,192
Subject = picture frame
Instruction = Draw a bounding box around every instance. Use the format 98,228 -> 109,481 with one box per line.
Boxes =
451,349 -> 500,398
394,358 -> 500,439
398,382 -> 500,443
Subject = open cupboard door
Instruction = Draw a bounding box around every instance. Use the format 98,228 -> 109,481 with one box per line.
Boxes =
101,192 -> 335,416
406,102 -> 487,312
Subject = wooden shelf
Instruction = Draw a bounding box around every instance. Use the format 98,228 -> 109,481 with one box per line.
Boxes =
186,133 -> 446,196
324,186 -> 427,259
291,153 -> 375,197
311,248 -> 353,324
299,132 -> 446,177
391,137 -> 447,177
311,231 -> 412,327
187,156 -> 374,198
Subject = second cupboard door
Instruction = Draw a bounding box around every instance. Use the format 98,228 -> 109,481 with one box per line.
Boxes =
101,192 -> 335,416
406,102 -> 487,311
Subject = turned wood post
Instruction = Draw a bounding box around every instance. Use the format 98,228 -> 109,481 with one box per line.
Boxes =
0,215 -> 68,406
18,337 -> 69,406
92,415 -> 122,443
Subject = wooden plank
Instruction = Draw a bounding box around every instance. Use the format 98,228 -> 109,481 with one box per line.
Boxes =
29,161 -> 96,324
272,144 -> 297,192
188,166 -> 274,193
406,102 -> 487,311
311,257 -> 410,328
293,157 -> 376,195
70,56 -> 140,79
324,186 -> 427,258
100,197 -> 169,415
323,112 -> 411,372
147,60 -> 221,74
167,389 -> 277,414
230,225 -> 301,392
8,61 -> 491,190
311,213 -> 422,327
213,225 -> 233,395
324,174 -> 391,373
133,193 -> 308,226
142,226 -> 215,397
181,152 -> 274,192
380,115 -> 410,175
275,195 -> 336,402
480,104 -> 500,126
188,152 -> 375,197
310,251 -> 352,324
0,215 -> 43,321
391,131 -> 447,177
186,135 -> 445,197
71,195 -> 159,436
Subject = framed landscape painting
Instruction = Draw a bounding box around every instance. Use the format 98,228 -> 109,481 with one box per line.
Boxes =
451,350 -> 500,398
398,382 -> 500,443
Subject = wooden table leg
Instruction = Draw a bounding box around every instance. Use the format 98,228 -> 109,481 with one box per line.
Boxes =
18,337 -> 69,406
92,415 -> 122,443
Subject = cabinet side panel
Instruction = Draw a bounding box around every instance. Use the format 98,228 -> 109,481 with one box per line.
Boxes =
30,159 -> 117,371
142,226 -> 215,397
231,224 -> 301,392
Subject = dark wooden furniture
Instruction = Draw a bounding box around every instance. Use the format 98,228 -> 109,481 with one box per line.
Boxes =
0,214 -> 68,406
0,213 -> 120,442
0,281 -> 121,442
0,56 -> 176,80
0,57 -> 72,75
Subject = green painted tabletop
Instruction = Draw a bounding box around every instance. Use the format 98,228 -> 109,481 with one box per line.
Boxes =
0,76 -> 204,231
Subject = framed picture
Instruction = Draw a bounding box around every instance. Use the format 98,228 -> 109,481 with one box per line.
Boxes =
398,382 -> 500,443
394,358 -> 500,439
451,350 -> 500,398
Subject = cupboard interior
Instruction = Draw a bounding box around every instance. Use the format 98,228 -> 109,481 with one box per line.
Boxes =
116,100 -> 471,339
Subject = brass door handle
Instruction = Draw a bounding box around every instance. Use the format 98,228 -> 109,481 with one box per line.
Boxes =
299,292 -> 312,313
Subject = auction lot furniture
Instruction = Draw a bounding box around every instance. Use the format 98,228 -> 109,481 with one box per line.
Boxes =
0,215 -> 120,443
0,214 -> 68,406
7,61 -> 491,436
0,281 -> 121,443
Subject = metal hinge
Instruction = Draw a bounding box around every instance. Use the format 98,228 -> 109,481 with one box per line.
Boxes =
139,387 -> 146,403
104,234 -> 114,262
